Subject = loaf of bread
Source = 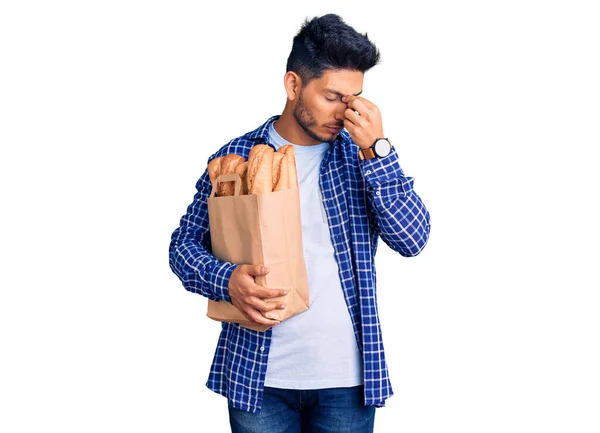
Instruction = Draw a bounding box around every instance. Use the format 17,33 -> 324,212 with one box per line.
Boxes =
276,145 -> 298,189
247,144 -> 274,194
235,161 -> 248,195
208,144 -> 297,196
271,153 -> 287,191
207,154 -> 245,196
219,154 -> 245,196
207,156 -> 222,194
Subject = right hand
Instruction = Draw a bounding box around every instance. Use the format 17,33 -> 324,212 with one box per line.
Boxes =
228,264 -> 288,326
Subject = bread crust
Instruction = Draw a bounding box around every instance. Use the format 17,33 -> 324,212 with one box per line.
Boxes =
219,154 -> 245,196
208,156 -> 222,195
272,152 -> 289,191
271,153 -> 283,191
235,161 -> 248,195
277,145 -> 298,189
247,144 -> 274,194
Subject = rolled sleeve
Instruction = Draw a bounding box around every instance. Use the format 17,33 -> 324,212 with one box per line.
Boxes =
359,146 -> 431,256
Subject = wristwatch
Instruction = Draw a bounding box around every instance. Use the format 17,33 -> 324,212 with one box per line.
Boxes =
358,138 -> 393,160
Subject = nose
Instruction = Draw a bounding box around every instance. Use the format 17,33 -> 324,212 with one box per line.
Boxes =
334,102 -> 348,123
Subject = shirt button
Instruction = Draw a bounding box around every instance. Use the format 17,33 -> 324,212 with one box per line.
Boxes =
365,170 -> 371,175
375,191 -> 381,196
259,346 -> 265,352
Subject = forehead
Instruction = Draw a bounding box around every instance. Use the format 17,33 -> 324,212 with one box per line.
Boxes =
309,69 -> 364,94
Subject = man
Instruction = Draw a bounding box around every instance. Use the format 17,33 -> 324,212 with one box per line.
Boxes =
169,13 -> 431,433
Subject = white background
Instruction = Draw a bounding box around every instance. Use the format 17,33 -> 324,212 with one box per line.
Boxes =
1,1 -> 599,432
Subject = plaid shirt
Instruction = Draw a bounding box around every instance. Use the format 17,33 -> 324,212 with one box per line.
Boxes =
169,115 -> 431,413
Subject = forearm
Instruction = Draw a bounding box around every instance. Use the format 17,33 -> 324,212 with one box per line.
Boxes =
168,169 -> 236,302
169,233 -> 236,302
360,147 -> 431,256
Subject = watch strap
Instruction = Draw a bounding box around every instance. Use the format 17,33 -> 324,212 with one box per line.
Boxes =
358,147 -> 376,160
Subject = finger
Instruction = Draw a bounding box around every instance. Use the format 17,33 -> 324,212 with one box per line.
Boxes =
248,297 -> 286,313
254,285 -> 288,299
349,98 -> 370,116
242,264 -> 270,276
244,306 -> 281,326
343,118 -> 356,135
231,299 -> 258,323
342,94 -> 357,106
344,108 -> 361,125
264,299 -> 287,311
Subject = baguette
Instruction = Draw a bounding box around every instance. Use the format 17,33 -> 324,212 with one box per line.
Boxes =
219,154 -> 245,196
277,145 -> 298,189
208,156 -> 222,195
235,161 -> 248,195
272,152 -> 289,191
247,144 -> 274,194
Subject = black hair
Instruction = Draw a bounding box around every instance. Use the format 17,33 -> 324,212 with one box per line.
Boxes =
286,14 -> 381,87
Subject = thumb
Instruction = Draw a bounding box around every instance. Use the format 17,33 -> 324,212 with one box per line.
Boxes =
244,264 -> 269,276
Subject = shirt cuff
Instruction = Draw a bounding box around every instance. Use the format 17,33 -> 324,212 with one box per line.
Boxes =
359,146 -> 410,192
209,261 -> 237,303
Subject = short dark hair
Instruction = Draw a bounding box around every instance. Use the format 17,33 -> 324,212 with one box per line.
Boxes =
286,14 -> 381,86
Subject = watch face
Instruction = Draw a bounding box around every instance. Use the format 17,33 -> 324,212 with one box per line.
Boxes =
374,139 -> 391,157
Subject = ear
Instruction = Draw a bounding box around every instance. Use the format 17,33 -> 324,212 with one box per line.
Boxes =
283,71 -> 302,101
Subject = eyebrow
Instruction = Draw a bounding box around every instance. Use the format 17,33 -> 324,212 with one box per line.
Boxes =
325,89 -> 363,98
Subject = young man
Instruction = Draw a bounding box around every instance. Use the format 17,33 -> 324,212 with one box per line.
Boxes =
169,14 -> 431,433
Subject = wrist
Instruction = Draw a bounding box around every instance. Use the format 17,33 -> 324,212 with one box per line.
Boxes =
358,138 -> 393,160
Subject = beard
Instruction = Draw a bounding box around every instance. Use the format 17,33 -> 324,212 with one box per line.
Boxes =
293,92 -> 339,143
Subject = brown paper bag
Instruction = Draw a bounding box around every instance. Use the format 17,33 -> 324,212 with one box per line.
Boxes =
206,173 -> 310,332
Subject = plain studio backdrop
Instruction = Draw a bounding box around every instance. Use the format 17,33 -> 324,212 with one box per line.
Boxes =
1,1 -> 598,432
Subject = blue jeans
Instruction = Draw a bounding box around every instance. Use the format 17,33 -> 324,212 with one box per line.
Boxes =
228,386 -> 376,433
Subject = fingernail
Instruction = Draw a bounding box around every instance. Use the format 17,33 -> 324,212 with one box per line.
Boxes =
262,266 -> 269,273
279,304 -> 286,309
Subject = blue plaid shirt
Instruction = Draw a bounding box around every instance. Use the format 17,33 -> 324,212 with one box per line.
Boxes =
169,115 -> 431,413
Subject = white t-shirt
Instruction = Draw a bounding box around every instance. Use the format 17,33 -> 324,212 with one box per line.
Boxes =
263,122 -> 363,389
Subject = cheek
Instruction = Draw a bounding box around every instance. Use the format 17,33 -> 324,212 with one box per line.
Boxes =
312,99 -> 337,120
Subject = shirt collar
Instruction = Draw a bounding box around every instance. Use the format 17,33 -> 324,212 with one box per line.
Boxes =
246,115 -> 280,142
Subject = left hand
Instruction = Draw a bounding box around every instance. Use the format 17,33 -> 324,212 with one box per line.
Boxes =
342,95 -> 384,149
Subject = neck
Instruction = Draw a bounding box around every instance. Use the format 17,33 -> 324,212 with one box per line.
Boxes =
274,103 -> 321,146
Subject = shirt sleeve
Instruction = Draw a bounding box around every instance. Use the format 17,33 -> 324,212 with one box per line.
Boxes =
360,146 -> 431,256
169,164 -> 236,303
